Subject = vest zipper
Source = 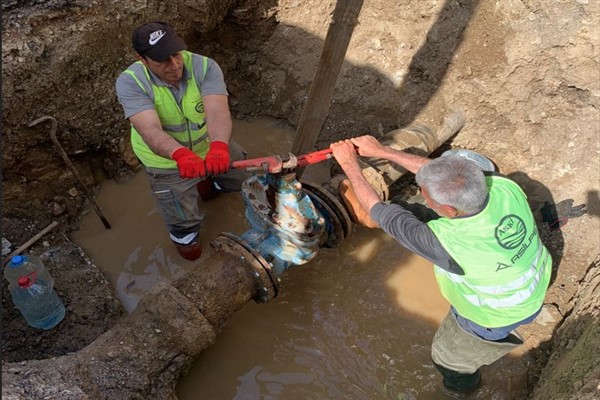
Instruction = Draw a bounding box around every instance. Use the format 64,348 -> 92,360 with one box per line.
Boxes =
166,87 -> 192,150
187,120 -> 192,150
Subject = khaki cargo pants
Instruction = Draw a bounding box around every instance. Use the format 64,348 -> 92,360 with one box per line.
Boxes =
431,310 -> 523,375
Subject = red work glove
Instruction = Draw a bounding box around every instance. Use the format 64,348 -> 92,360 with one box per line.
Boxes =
172,147 -> 206,178
204,141 -> 230,175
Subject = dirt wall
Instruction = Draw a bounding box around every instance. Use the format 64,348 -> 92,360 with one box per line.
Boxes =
530,257 -> 600,400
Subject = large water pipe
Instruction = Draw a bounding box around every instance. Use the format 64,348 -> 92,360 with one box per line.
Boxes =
1,113 -> 463,399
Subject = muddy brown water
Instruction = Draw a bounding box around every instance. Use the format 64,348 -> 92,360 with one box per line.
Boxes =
71,117 -> 530,399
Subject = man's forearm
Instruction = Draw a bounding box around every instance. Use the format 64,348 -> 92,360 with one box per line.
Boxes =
130,110 -> 184,158
376,147 -> 430,174
207,116 -> 232,144
204,94 -> 232,144
341,163 -> 382,213
141,126 -> 184,158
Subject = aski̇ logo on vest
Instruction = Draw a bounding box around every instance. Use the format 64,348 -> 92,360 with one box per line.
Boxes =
494,214 -> 527,250
195,102 -> 204,113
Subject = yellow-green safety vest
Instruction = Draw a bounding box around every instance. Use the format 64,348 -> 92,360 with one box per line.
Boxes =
124,50 -> 210,169
427,176 -> 552,328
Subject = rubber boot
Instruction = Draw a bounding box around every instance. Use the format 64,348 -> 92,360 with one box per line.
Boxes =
433,361 -> 481,398
197,177 -> 220,202
174,241 -> 202,261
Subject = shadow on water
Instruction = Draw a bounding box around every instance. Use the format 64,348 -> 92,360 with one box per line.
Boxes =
176,227 -> 452,400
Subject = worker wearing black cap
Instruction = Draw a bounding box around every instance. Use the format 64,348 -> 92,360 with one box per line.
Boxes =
116,21 -> 248,261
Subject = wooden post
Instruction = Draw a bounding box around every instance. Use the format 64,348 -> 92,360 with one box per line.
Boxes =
291,0 -> 364,177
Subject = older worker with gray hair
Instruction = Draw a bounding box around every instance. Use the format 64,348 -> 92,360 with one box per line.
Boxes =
330,135 -> 552,397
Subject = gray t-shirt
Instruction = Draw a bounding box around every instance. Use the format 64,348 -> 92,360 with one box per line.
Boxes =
371,202 -> 465,275
115,53 -> 228,119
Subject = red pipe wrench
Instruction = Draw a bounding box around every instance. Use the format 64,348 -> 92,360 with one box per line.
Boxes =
232,148 -> 334,174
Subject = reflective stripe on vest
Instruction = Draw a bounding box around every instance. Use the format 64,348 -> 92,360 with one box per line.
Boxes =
428,176 -> 552,327
125,51 -> 210,169
435,239 -> 549,308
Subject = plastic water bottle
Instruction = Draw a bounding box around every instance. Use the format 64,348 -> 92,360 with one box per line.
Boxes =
4,255 -> 54,289
11,273 -> 66,330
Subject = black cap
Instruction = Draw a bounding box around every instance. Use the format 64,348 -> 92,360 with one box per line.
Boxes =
132,21 -> 187,61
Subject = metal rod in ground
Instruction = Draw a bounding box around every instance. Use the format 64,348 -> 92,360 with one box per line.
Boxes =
28,116 -> 112,229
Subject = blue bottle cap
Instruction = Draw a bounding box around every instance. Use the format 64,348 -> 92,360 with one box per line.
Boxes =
10,255 -> 25,267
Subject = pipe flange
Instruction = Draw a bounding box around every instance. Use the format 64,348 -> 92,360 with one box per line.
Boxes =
300,180 -> 352,243
302,186 -> 344,248
211,233 -> 279,303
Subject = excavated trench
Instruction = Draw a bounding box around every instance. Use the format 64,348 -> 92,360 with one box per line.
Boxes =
2,0 -> 599,399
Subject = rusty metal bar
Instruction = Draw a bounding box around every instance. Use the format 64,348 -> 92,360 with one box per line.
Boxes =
29,116 -> 112,229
